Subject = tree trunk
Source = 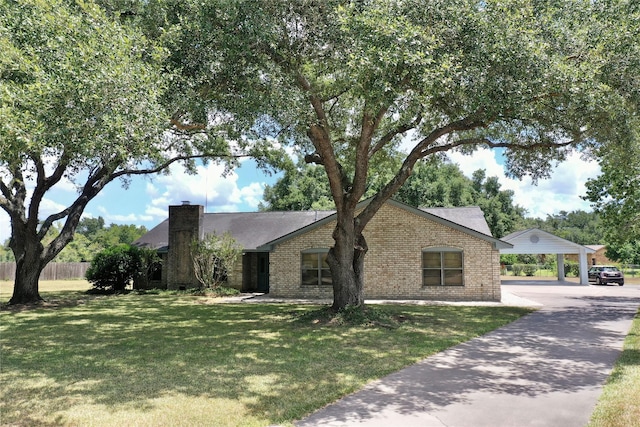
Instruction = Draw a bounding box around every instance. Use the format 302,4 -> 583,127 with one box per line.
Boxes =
327,218 -> 368,311
9,247 -> 45,305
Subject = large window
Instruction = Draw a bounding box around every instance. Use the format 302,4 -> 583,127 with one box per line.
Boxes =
422,249 -> 463,286
301,249 -> 332,286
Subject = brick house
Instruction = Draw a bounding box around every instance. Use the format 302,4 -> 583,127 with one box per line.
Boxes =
134,199 -> 511,301
566,245 -> 613,266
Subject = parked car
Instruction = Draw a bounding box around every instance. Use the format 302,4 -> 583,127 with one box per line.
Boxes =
588,265 -> 625,286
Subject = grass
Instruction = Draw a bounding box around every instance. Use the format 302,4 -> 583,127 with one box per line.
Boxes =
0,280 -> 532,427
588,308 -> 640,427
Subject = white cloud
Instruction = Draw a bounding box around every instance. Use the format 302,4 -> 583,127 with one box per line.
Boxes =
146,163 -> 268,215
144,205 -> 170,219
446,148 -> 600,218
238,182 -> 267,209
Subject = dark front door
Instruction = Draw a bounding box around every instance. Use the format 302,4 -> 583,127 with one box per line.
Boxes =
257,252 -> 269,292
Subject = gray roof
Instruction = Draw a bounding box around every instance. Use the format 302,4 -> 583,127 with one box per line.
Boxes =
256,199 -> 510,250
420,206 -> 492,236
135,199 -> 509,252
135,210 -> 335,252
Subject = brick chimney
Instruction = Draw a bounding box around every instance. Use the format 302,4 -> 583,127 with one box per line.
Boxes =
167,203 -> 204,289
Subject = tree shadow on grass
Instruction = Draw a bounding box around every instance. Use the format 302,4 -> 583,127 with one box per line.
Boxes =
2,295 -> 528,425
296,294 -> 640,426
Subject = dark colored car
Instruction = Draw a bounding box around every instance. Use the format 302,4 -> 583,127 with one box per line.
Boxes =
588,265 -> 625,286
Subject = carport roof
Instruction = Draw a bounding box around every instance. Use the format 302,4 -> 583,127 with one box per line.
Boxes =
500,228 -> 596,255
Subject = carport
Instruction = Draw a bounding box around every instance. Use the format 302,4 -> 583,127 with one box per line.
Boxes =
500,228 -> 595,285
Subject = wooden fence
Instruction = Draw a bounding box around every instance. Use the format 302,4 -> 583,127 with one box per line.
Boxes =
0,262 -> 90,281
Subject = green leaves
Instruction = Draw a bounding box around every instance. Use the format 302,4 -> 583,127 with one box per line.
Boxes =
190,232 -> 242,289
1,0 -> 168,175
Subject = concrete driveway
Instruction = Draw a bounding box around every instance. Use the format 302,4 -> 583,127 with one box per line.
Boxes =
296,283 -> 640,427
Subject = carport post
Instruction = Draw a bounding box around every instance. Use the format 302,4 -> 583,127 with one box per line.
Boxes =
557,254 -> 565,280
579,249 -> 589,285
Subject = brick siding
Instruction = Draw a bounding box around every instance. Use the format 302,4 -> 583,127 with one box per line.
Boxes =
269,204 -> 501,301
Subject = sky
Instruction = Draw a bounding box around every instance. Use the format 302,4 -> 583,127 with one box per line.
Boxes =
0,149 -> 600,244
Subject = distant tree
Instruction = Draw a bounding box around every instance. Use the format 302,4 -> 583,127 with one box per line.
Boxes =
519,210 -> 604,246
261,163 -> 336,211
92,224 -> 149,249
396,157 -> 475,208
76,217 -> 106,240
53,234 -> 100,263
263,157 -> 525,237
0,239 -> 14,262
468,170 -> 526,238
605,242 -> 640,265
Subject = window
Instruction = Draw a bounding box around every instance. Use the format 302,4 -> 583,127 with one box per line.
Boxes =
301,249 -> 332,286
422,249 -> 463,286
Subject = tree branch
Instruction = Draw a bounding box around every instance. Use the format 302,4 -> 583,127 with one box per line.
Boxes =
306,124 -> 347,213
170,117 -> 207,132
27,155 -> 48,233
369,113 -> 423,158
112,153 -> 252,179
351,104 -> 390,207
0,179 -> 11,201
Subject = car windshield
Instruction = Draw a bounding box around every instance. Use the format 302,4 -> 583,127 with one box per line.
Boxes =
602,267 -> 619,272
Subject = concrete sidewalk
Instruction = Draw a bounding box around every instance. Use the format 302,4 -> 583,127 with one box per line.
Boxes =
296,284 -> 640,427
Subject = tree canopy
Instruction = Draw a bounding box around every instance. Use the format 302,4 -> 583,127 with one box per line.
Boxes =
0,0 -> 279,304
3,0 -> 638,307
179,0 -> 639,309
262,156 -> 526,238
583,1 -> 640,264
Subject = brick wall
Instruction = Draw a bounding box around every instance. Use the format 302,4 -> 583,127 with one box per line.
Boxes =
567,247 -> 612,266
269,203 -> 501,301
167,204 -> 203,290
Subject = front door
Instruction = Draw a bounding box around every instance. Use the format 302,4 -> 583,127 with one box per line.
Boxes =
257,252 -> 269,292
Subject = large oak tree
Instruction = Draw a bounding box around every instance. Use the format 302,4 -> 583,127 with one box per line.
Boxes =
193,0 -> 637,310
0,0 -> 275,304
584,1 -> 640,264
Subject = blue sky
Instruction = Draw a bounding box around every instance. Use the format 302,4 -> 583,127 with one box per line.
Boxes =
0,150 -> 600,244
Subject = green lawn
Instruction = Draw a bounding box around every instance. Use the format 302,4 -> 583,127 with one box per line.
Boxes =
1,282 -> 532,427
588,307 -> 640,427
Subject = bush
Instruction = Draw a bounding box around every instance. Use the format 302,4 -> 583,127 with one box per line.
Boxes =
190,232 -> 242,289
86,245 -> 158,292
564,261 -> 580,277
523,264 -> 538,276
512,264 -> 524,276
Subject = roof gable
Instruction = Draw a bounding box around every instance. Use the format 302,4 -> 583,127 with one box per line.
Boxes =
134,199 -> 511,252
257,199 -> 511,251
500,228 -> 595,254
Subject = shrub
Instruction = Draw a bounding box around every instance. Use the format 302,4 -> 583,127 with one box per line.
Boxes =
86,245 -> 159,292
523,264 -> 538,276
564,261 -> 580,277
190,232 -> 242,289
512,264 -> 524,276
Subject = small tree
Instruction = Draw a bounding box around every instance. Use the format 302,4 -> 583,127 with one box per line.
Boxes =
190,233 -> 242,289
86,245 -> 159,292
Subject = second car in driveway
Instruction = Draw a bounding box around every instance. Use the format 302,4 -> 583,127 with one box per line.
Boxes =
588,265 -> 625,286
